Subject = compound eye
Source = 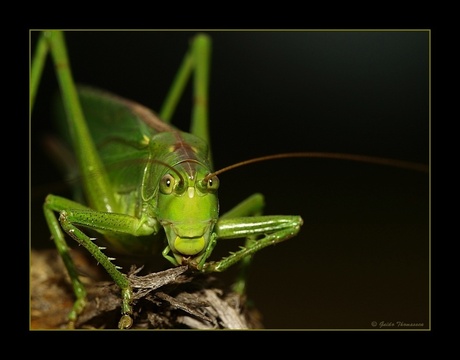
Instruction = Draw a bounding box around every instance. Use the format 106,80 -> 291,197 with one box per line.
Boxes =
160,174 -> 175,194
206,175 -> 219,192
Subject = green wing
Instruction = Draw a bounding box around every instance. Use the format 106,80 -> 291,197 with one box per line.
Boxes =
53,85 -> 175,198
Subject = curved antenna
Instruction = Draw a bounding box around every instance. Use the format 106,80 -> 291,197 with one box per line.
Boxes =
42,133 -> 187,188
204,152 -> 429,181
80,158 -> 188,187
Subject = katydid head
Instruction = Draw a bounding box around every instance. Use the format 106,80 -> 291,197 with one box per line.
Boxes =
156,161 -> 219,268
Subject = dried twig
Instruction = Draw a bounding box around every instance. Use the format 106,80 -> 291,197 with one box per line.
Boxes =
30,249 -> 263,329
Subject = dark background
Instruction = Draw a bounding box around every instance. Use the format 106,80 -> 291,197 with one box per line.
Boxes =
30,30 -> 429,330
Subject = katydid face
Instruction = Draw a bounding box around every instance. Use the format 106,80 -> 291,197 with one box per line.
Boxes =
157,163 -> 219,266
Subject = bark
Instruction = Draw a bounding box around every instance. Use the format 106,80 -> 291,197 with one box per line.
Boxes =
30,249 -> 263,330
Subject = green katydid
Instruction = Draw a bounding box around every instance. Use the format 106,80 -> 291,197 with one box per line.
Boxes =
32,31 -> 305,329
31,30 -> 429,329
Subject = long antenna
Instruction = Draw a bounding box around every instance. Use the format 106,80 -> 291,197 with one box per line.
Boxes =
204,152 -> 429,181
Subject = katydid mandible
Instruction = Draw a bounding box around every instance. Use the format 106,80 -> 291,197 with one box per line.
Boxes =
32,31 -> 303,329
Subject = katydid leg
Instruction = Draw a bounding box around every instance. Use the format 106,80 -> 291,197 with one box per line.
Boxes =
204,215 -> 303,273
159,32 -> 211,148
43,202 -> 86,328
44,194 -> 141,327
38,31 -> 138,328
190,33 -> 211,146
46,31 -> 119,214
219,193 -> 265,293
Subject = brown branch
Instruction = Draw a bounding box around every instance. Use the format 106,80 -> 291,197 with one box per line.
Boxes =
30,249 -> 263,329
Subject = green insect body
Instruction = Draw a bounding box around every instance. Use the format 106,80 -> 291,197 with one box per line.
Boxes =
59,86 -> 220,265
32,31 -> 303,329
